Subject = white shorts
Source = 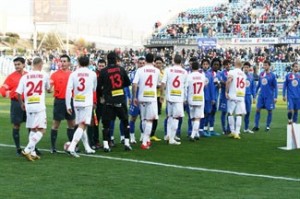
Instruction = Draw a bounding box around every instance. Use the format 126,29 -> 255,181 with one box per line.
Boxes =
139,101 -> 158,120
189,105 -> 204,119
74,106 -> 93,125
227,100 -> 246,115
167,101 -> 184,118
26,110 -> 47,129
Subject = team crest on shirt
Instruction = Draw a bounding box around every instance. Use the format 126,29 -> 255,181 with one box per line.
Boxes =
292,79 -> 298,87
261,78 -> 268,85
205,77 -> 209,85
246,80 -> 250,87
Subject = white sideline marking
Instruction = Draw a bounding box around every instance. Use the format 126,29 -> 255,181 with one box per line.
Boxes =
1,143 -> 300,182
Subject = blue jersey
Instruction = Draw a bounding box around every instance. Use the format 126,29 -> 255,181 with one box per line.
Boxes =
129,69 -> 137,83
282,72 -> 300,99
219,69 -> 229,100
256,71 -> 278,99
209,69 -> 220,101
203,70 -> 215,102
124,87 -> 131,101
245,73 -> 256,97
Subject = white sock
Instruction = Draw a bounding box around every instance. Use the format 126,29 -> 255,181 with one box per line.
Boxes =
130,133 -> 135,140
82,130 -> 92,151
103,141 -> 109,149
209,127 -> 214,131
142,120 -> 146,132
110,135 -> 114,140
204,126 -> 208,131
142,121 -> 152,145
228,115 -> 235,133
28,131 -> 35,141
120,135 -> 125,140
171,118 -> 179,141
24,131 -> 43,153
68,128 -> 83,152
192,120 -> 200,138
124,138 -> 130,146
236,116 -> 242,134
167,117 -> 172,139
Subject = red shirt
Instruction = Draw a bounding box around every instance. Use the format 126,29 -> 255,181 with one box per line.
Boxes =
0,71 -> 27,100
50,69 -> 72,99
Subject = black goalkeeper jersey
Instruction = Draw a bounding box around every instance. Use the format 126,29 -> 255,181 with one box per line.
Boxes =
98,64 -> 131,104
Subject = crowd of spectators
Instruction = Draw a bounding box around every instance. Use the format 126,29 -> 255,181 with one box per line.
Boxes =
152,0 -> 300,39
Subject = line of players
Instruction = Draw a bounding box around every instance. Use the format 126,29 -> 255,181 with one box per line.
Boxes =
1,53 -> 300,160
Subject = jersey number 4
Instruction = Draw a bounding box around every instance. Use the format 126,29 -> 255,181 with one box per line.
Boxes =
26,80 -> 42,96
145,75 -> 153,87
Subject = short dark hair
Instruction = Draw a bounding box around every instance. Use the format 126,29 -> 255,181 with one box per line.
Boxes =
78,56 -> 89,67
138,56 -> 145,61
60,54 -> 70,62
32,57 -> 43,66
145,53 -> 154,63
189,57 -> 198,62
154,56 -> 164,63
13,57 -> 25,64
174,54 -> 182,65
191,62 -> 199,70
263,60 -> 271,66
97,59 -> 106,65
243,61 -> 251,67
201,58 -> 210,66
292,62 -> 298,68
223,59 -> 231,66
107,52 -> 118,65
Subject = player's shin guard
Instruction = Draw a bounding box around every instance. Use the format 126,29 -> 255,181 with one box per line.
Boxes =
288,112 -> 293,121
50,129 -> 58,149
67,128 -> 74,142
255,111 -> 261,127
129,120 -> 135,134
166,117 -> 172,139
120,121 -> 124,136
12,128 -> 20,149
228,115 -> 235,133
293,111 -> 298,123
121,120 -> 130,139
171,118 -> 179,141
267,111 -> 272,127
82,130 -> 92,150
151,119 -> 158,137
236,116 -> 242,134
187,116 -> 192,136
142,121 -> 152,145
191,120 -> 200,138
244,112 -> 250,130
177,117 -> 182,137
221,111 -> 227,132
24,131 -> 43,154
209,111 -> 216,127
69,128 -> 83,152
164,117 -> 168,136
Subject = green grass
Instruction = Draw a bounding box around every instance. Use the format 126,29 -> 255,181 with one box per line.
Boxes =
0,94 -> 300,199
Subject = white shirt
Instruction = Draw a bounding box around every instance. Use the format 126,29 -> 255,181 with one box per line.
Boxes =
16,70 -> 50,112
186,71 -> 206,106
228,68 -> 247,101
132,64 -> 160,102
162,65 -> 187,103
66,67 -> 97,108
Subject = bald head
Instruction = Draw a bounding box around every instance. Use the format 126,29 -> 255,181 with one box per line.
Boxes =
234,58 -> 242,68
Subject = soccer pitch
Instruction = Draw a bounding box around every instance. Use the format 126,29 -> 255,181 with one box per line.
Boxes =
0,94 -> 299,199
